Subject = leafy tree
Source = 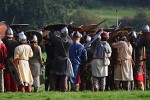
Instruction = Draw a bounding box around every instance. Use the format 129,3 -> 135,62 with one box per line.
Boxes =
119,11 -> 150,31
69,8 -> 102,26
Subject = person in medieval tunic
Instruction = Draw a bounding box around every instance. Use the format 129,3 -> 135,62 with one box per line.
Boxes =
0,34 -> 7,93
49,27 -> 72,92
29,35 -> 43,92
127,31 -> 137,90
91,32 -> 112,91
136,25 -> 150,90
43,33 -> 55,91
112,36 -> 133,91
69,31 -> 87,91
79,35 -> 93,91
14,32 -> 33,92
134,60 -> 145,91
2,27 -> 19,92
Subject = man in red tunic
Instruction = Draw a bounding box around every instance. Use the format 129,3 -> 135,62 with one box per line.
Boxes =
0,34 -> 7,92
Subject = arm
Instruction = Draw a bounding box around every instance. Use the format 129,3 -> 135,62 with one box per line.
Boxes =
14,47 -> 19,69
38,46 -> 43,65
81,48 -> 88,65
105,43 -> 112,58
13,58 -> 19,69
3,44 -> 7,59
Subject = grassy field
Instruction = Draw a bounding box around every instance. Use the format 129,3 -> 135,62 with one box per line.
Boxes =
2,53 -> 150,100
1,89 -> 150,100
83,8 -> 150,26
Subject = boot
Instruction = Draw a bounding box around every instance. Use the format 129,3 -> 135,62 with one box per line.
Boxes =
71,84 -> 79,92
34,87 -> 39,92
115,81 -> 120,90
19,85 -> 25,92
25,86 -> 31,92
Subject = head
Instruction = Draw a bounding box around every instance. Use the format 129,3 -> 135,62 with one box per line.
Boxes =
30,35 -> 38,44
39,31 -> 43,36
129,31 -> 137,38
18,31 -> 27,44
142,25 -> 149,33
119,36 -> 128,41
86,36 -> 91,43
128,31 -> 137,41
61,27 -> 68,38
6,27 -> 13,38
73,31 -> 82,42
101,31 -> 109,41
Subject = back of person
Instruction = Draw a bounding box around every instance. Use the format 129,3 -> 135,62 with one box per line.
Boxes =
115,41 -> 132,61
0,42 -> 7,69
48,27 -> 73,92
0,39 -> 7,92
15,44 -> 33,60
69,31 -> 87,91
14,32 -> 33,92
3,39 -> 18,58
69,43 -> 85,65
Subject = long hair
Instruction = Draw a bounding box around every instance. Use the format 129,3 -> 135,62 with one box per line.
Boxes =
30,42 -> 38,53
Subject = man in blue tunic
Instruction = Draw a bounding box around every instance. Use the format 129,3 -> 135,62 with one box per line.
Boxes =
69,31 -> 87,91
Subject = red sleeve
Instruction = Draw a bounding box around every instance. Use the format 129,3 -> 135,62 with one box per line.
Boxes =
2,43 -> 7,59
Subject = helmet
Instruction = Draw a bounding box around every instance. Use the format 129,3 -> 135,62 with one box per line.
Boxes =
39,31 -> 43,35
119,36 -> 127,41
18,31 -> 27,42
31,35 -> 38,43
101,32 -> 109,40
61,27 -> 68,36
86,36 -> 91,43
73,31 -> 82,38
129,31 -> 137,38
142,25 -> 149,32
6,27 -> 13,38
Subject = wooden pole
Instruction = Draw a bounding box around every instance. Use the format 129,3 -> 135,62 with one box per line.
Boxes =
143,47 -> 147,90
116,10 -> 118,28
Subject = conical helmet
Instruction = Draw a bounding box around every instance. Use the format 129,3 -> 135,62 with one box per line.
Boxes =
6,27 -> 13,38
18,31 -> 27,42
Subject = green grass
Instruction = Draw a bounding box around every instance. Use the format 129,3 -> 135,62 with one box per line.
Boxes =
1,89 -> 150,100
86,8 -> 150,19
76,8 -> 150,27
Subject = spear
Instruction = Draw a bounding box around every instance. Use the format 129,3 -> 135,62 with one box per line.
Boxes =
11,16 -> 16,25
86,19 -> 107,33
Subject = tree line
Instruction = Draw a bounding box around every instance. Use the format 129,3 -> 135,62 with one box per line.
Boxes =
0,0 -> 150,29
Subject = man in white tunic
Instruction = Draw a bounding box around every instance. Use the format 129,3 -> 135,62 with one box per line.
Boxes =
91,32 -> 112,91
14,32 -> 33,92
112,36 -> 133,91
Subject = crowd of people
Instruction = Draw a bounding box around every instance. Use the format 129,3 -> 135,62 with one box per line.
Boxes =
0,24 -> 150,93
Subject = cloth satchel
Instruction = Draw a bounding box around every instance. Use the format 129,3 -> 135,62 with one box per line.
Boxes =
103,52 -> 110,66
61,39 -> 74,77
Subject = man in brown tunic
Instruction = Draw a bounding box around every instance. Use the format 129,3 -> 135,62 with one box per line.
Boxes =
112,36 -> 133,90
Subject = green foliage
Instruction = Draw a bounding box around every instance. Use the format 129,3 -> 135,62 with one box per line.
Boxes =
69,8 -> 102,26
0,0 -> 70,29
120,11 -> 150,31
1,0 -> 150,29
